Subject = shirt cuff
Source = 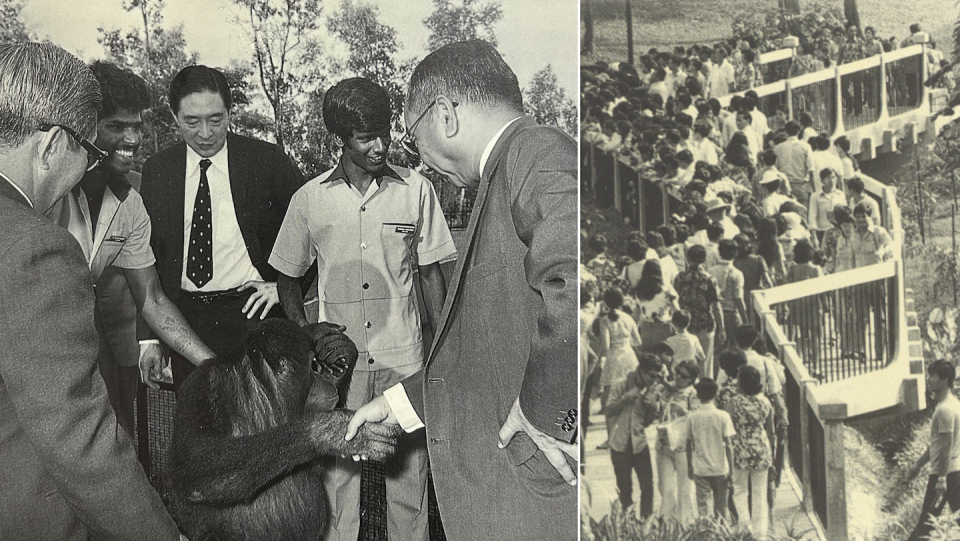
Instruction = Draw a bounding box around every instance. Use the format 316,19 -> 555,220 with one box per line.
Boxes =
139,339 -> 161,346
383,383 -> 425,433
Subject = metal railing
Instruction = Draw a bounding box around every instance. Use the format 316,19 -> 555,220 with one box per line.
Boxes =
887,53 -> 924,117
791,70 -> 839,136
773,270 -> 897,384
840,64 -> 882,131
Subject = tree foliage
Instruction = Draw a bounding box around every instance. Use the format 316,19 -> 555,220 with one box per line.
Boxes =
99,0 -> 198,160
523,64 -> 577,138
0,0 -> 31,43
232,0 -> 327,151
731,0 -> 846,53
423,0 -> 502,52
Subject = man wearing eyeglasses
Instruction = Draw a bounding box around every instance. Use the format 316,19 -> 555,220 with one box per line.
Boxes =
0,42 -> 184,541
269,77 -> 454,541
346,40 -> 578,541
46,61 -> 214,438
140,65 -> 305,386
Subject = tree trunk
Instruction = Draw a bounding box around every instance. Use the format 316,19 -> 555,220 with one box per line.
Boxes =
625,0 -> 633,65
844,0 -> 861,29
782,0 -> 801,15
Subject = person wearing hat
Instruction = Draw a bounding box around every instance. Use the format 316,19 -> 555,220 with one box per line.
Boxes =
705,197 -> 739,240
760,169 -> 793,217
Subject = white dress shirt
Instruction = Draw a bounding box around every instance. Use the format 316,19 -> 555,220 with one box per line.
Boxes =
180,142 -> 262,291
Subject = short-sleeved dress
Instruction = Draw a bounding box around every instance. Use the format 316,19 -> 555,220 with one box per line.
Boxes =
599,310 -> 642,387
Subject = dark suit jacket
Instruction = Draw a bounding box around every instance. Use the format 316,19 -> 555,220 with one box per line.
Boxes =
140,133 -> 304,306
401,117 -> 579,540
0,179 -> 179,540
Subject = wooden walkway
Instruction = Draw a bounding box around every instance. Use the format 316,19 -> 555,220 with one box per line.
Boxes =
581,399 -> 823,540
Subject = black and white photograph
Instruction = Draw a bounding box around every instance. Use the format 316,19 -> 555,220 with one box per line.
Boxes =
0,1 -> 580,540
580,0 -> 960,539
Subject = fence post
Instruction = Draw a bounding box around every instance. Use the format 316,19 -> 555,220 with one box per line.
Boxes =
824,417 -> 849,541
589,144 -> 597,200
834,66 -> 844,136
879,51 -> 889,120
636,164 -> 646,234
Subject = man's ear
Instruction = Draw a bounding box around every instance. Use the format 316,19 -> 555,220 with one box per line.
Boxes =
36,127 -> 65,172
436,95 -> 459,138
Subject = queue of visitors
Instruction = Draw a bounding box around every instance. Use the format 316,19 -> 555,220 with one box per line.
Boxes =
580,22 -> 907,539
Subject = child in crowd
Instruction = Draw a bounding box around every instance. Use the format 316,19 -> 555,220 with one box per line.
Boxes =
686,378 -> 736,520
664,310 -> 707,375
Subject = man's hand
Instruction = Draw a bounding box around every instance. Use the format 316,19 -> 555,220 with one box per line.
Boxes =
716,328 -> 726,346
907,462 -> 924,482
345,395 -> 399,442
497,398 -> 577,486
139,342 -> 165,390
239,280 -> 279,320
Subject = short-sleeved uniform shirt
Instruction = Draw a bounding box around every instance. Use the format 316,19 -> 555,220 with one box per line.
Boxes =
51,175 -> 156,281
269,162 -> 457,371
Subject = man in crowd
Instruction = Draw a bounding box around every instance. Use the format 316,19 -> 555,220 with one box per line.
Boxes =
774,120 -> 816,205
908,359 -> 960,526
46,61 -> 213,436
140,65 -> 305,385
346,39 -> 578,540
270,77 -> 456,541
0,41 -> 182,541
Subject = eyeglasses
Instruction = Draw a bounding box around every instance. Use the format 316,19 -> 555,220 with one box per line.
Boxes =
400,99 -> 458,157
39,123 -> 109,172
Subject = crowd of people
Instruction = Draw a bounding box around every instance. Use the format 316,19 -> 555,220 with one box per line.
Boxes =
579,20 -> 911,540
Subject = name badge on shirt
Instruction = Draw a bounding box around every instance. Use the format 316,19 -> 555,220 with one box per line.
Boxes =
385,223 -> 416,235
106,235 -> 128,242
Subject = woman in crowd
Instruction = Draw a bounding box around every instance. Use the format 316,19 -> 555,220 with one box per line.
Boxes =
655,360 -> 701,523
756,217 -> 787,285
597,287 -> 643,440
727,365 -> 775,539
636,258 -> 680,351
675,245 -> 725,378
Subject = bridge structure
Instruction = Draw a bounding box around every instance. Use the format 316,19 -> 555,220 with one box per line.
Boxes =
583,38 -> 957,541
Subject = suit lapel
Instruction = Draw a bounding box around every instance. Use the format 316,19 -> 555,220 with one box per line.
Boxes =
167,143 -> 187,285
226,134 -> 255,258
426,118 -> 530,365
0,174 -> 30,208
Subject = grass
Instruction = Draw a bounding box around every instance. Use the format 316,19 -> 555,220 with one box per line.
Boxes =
582,0 -> 958,65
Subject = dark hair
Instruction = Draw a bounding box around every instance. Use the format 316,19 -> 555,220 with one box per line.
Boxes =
718,238 -> 738,260
799,112 -> 814,128
853,201 -> 873,217
652,342 -> 675,357
407,39 -> 522,114
89,61 -> 150,120
929,359 -> 956,387
834,135 -> 851,153
672,309 -> 691,329
784,120 -> 801,136
734,233 -> 755,256
168,65 -> 232,115
638,352 -> 664,374
756,217 -> 783,268
760,148 -> 778,166
646,231 -> 665,252
734,324 -> 759,348
626,238 -> 647,261
738,365 -> 764,396
656,224 -> 677,247
832,205 -> 854,225
322,77 -> 393,140
636,259 -> 665,301
603,287 -> 624,321
847,175 -> 865,194
695,378 -> 719,401
719,348 -> 747,378
793,238 -> 816,264
687,244 -> 707,266
675,360 -> 700,382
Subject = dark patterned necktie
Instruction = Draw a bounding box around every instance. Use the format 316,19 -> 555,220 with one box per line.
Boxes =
187,158 -> 213,288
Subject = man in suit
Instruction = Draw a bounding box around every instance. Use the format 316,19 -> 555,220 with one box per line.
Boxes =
48,61 -> 214,436
346,40 -> 578,540
0,41 -> 182,540
140,65 -> 305,383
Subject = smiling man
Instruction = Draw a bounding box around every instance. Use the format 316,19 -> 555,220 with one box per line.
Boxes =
269,77 -> 455,541
140,65 -> 305,387
46,61 -> 214,437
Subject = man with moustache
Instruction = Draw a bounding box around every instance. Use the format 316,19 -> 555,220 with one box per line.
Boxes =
270,77 -> 455,541
47,61 -> 213,436
346,40 -> 578,540
0,41 -> 183,541
140,65 -> 305,385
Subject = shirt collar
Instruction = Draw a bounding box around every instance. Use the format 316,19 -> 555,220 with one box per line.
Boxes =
0,170 -> 33,208
186,140 -> 229,175
479,117 -> 522,179
319,160 -> 403,186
